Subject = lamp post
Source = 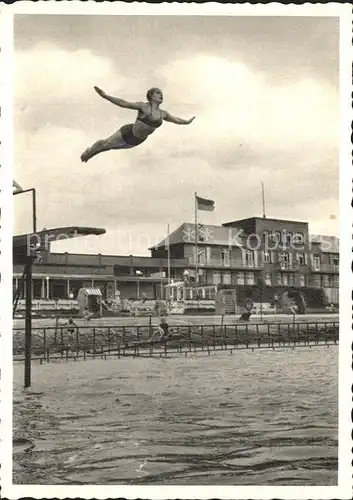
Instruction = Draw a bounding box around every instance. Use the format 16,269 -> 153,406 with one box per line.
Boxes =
13,186 -> 37,388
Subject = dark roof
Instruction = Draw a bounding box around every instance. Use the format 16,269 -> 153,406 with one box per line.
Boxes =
223,216 -> 309,227
47,252 -> 189,268
151,222 -> 245,249
310,235 -> 339,253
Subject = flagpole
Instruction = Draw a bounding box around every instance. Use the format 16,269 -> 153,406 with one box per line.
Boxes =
194,192 -> 198,284
261,181 -> 266,219
167,223 -> 171,287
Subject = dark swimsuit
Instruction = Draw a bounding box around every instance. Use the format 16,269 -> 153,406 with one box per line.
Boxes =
121,107 -> 163,146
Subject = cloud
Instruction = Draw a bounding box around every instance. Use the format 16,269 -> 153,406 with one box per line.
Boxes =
158,54 -> 339,152
14,42 -> 339,253
15,42 -> 126,105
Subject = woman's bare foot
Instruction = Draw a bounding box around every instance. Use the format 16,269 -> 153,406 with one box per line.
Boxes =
80,149 -> 90,163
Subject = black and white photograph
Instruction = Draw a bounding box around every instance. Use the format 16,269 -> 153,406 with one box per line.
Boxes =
0,2 -> 351,499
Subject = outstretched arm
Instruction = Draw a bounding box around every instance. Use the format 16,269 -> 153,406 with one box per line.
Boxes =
94,86 -> 143,110
163,110 -> 195,125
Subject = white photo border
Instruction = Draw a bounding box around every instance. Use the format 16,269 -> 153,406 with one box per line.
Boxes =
0,2 -> 352,499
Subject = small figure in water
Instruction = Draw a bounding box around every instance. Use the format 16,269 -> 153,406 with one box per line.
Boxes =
81,86 -> 195,162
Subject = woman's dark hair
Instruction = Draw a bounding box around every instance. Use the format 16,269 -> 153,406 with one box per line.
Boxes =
146,87 -> 160,102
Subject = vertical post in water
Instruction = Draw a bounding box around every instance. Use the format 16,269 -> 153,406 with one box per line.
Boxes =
24,260 -> 32,388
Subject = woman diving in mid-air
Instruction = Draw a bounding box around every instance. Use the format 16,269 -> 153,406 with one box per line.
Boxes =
80,86 -> 195,162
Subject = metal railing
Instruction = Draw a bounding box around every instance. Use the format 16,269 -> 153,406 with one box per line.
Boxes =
13,320 -> 339,362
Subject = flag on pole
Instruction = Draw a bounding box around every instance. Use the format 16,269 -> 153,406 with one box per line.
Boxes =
196,195 -> 215,212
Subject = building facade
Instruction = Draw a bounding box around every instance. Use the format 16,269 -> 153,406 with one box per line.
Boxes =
13,217 -> 339,305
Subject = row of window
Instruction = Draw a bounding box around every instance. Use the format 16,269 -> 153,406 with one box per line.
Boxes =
212,271 -> 254,286
211,271 -> 297,286
210,272 -> 339,287
311,275 -> 339,288
196,247 -> 339,268
263,230 -> 305,245
184,287 -> 217,300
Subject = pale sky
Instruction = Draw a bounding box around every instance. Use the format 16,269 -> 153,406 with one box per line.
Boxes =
14,14 -> 339,256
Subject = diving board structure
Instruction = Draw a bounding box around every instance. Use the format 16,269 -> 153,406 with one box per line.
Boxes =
13,226 -> 106,260
13,183 -> 106,388
13,180 -> 23,194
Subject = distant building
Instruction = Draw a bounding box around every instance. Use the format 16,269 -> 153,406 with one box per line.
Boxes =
13,216 -> 339,305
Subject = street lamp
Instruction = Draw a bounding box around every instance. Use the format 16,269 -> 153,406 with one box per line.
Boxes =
13,187 -> 37,234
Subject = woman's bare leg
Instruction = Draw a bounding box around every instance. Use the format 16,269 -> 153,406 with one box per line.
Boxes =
81,129 -> 133,163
